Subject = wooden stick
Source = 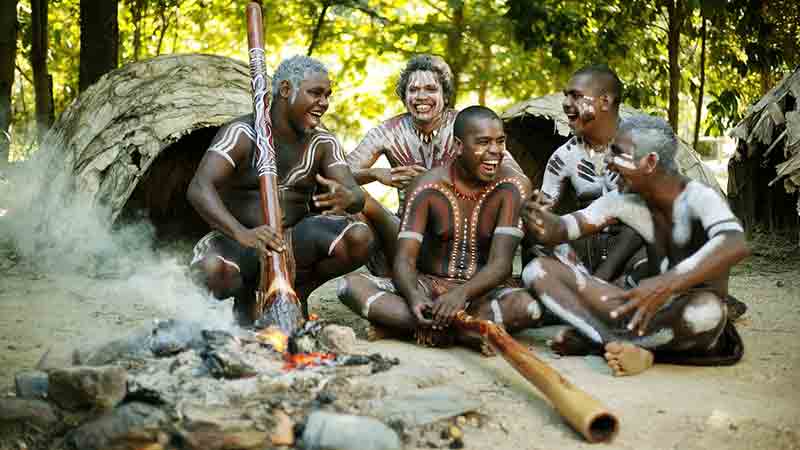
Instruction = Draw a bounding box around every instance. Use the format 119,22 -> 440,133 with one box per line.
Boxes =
245,2 -> 303,334
454,311 -> 619,443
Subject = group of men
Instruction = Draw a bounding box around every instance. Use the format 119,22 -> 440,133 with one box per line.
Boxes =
187,54 -> 748,377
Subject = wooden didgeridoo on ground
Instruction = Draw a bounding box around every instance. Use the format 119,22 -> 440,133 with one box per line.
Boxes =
453,311 -> 619,443
245,2 -> 304,334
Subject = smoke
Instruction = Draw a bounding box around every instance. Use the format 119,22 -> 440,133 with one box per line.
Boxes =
0,137 -> 234,330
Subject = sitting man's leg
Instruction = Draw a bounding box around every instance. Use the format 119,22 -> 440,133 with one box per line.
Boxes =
337,272 -> 420,337
292,215 -> 375,315
190,231 -> 260,324
523,256 -> 727,376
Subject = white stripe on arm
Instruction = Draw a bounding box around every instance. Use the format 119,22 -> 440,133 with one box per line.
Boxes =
398,231 -> 424,242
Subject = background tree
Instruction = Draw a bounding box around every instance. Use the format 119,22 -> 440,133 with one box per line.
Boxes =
0,0 -> 18,166
79,0 -> 118,91
31,0 -> 53,141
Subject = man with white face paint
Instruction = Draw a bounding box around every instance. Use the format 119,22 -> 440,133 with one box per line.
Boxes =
521,114 -> 749,376
187,55 -> 372,324
346,55 -> 524,277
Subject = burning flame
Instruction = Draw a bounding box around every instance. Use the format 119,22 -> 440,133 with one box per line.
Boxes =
283,352 -> 336,371
255,326 -> 288,353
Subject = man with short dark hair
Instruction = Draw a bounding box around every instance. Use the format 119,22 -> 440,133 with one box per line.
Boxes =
187,55 -> 373,324
522,114 -> 748,376
338,106 -> 541,352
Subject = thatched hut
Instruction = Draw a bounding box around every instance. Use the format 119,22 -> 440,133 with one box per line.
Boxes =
501,94 -> 722,212
728,67 -> 800,239
42,54 -> 254,240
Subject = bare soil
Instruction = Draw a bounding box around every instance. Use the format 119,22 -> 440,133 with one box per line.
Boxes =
0,235 -> 799,449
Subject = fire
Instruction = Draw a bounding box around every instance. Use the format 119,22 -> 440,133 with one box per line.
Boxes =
255,326 -> 288,353
283,352 -> 336,371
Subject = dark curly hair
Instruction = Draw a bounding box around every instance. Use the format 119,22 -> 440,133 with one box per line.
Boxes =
395,55 -> 454,108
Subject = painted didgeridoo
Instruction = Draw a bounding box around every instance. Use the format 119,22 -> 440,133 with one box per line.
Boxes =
453,311 -> 619,443
245,2 -> 303,334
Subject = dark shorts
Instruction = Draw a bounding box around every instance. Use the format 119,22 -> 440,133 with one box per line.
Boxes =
191,215 -> 367,287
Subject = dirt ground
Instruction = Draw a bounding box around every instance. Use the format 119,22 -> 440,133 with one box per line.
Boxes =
0,234 -> 799,449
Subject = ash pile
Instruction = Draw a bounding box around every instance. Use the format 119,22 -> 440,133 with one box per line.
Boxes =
0,318 -> 480,450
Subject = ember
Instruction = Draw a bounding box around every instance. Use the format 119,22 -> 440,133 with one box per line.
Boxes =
283,351 -> 337,370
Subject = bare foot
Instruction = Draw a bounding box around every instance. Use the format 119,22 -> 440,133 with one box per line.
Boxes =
548,327 -> 597,356
604,342 -> 654,376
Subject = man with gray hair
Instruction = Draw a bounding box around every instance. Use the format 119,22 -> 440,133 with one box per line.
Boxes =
187,55 -> 373,324
520,114 -> 749,376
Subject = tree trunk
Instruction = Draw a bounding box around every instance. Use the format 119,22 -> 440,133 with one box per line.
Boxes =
80,0 -> 119,92
666,0 -> 682,132
693,11 -> 706,150
31,0 -> 54,141
446,0 -> 465,104
130,0 -> 145,61
478,41 -> 491,106
0,0 -> 18,165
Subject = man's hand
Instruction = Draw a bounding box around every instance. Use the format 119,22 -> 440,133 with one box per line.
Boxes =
408,296 -> 434,326
522,194 -> 563,245
431,290 -> 468,328
608,274 -> 676,336
314,174 -> 356,215
236,225 -> 285,253
373,165 -> 426,189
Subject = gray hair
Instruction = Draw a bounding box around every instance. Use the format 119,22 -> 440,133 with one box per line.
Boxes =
618,114 -> 678,173
396,54 -> 454,107
272,55 -> 328,103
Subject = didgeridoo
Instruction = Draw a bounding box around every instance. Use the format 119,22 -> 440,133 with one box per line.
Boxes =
454,311 -> 619,443
245,2 -> 303,334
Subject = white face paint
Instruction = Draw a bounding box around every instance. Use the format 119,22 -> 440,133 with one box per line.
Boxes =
674,235 -> 726,275
404,70 -> 445,124
610,155 -> 637,170
683,296 -> 724,334
539,294 -> 603,344
521,260 -> 547,288
576,95 -> 597,123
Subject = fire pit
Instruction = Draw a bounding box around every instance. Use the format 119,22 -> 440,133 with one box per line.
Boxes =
0,317 -> 406,450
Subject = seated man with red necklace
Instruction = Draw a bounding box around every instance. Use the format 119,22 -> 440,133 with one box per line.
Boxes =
338,106 -> 542,352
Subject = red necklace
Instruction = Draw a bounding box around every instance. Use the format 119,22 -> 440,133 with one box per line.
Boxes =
448,165 -> 488,202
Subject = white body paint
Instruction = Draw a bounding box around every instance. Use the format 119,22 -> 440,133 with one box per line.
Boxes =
610,155 -> 637,170
562,215 -> 581,240
673,181 -> 744,245
539,294 -> 603,344
490,300 -> 504,325
577,192 -> 655,243
674,235 -> 726,275
521,260 -> 546,287
683,297 -> 724,334
526,301 -> 542,320
631,327 -> 674,349
362,291 -> 386,318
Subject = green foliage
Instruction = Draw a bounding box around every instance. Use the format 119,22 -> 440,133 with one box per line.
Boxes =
5,0 -> 798,155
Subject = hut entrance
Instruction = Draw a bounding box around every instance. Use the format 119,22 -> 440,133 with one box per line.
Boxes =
120,127 -> 219,242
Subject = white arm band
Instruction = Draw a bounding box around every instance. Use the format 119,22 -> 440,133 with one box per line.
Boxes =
398,231 -> 424,242
494,226 -> 524,238
562,215 -> 581,240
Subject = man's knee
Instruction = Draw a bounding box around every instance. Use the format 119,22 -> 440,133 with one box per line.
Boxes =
499,290 -> 542,330
521,257 -> 555,289
336,273 -> 383,318
191,255 -> 243,299
338,224 -> 375,263
681,292 -> 726,336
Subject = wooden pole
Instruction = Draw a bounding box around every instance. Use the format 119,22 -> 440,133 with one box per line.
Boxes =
246,2 -> 303,334
454,311 -> 619,443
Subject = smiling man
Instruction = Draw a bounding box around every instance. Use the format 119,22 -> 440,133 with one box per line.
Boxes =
521,114 -> 748,376
187,55 -> 373,325
338,106 -> 542,353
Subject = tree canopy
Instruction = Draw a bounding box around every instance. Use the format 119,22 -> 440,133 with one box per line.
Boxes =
2,0 -> 798,162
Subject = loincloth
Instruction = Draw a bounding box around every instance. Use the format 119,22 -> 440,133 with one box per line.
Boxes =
191,215 -> 366,288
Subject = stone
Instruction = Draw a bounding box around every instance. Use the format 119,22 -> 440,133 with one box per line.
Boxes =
73,330 -> 152,366
319,325 -> 356,354
0,398 -> 59,428
270,409 -> 294,446
370,386 -> 481,428
48,365 -> 127,411
64,402 -> 168,450
14,371 -> 49,399
301,411 -> 401,450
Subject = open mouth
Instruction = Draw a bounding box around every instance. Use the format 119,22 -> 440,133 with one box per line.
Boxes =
480,159 -> 500,175
565,112 -> 579,124
308,110 -> 324,125
413,104 -> 434,114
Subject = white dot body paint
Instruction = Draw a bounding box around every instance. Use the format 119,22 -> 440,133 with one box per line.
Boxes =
660,257 -> 669,274
631,327 -> 674,349
539,294 -> 603,344
527,301 -> 542,320
683,296 -> 724,333
521,260 -> 547,287
674,235 -> 726,275
611,155 -> 637,170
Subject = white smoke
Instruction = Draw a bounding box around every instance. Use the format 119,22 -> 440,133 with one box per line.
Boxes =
0,138 -> 234,330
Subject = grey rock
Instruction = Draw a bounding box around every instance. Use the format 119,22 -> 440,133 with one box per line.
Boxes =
14,370 -> 49,399
319,325 -> 356,354
64,402 -> 168,450
301,411 -> 401,450
370,386 -> 481,428
73,330 -> 152,366
0,398 -> 59,428
48,366 -> 128,411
